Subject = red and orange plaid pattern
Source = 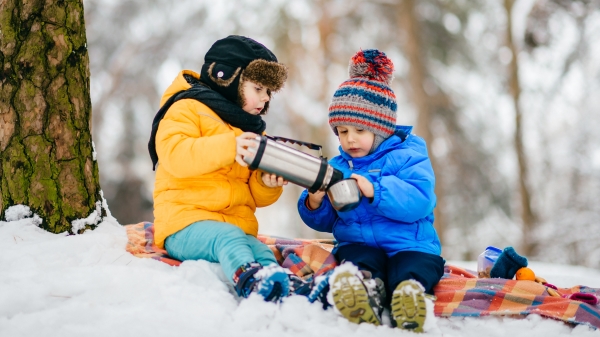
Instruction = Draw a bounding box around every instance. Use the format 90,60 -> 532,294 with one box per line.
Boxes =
256,236 -> 336,278
435,265 -> 600,328
125,222 -> 181,266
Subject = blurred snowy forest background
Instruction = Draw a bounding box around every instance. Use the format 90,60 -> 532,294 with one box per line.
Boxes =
83,0 -> 600,268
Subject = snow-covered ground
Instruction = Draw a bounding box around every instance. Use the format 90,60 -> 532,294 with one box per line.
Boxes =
1,211 -> 599,337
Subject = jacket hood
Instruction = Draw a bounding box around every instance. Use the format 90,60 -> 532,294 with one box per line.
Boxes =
337,125 -> 425,167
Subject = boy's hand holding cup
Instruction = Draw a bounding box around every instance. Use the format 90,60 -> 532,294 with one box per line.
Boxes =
308,174 -> 372,210
307,190 -> 326,210
351,174 -> 374,198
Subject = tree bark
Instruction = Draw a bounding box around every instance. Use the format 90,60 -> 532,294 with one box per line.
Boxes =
397,0 -> 447,247
0,0 -> 103,233
503,0 -> 538,256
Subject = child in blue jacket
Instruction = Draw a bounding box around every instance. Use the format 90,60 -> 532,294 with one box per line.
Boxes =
297,50 -> 444,332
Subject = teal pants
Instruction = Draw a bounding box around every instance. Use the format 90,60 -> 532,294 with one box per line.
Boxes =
164,220 -> 277,282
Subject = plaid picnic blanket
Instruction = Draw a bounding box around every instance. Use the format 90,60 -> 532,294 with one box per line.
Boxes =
124,222 -> 337,277
125,222 -> 600,328
435,265 -> 600,328
125,222 -> 181,266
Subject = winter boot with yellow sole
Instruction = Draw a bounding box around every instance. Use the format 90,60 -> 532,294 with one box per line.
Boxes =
391,279 -> 428,332
329,268 -> 383,326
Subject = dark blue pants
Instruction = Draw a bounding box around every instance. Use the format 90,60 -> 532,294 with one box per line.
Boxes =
334,244 -> 445,302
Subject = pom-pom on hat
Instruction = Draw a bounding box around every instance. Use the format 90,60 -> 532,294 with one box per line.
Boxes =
329,49 -> 397,150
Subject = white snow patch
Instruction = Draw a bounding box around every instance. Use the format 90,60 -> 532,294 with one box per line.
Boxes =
99,189 -> 115,222
5,205 -> 33,221
423,296 -> 439,333
329,262 -> 361,281
4,205 -> 43,226
254,263 -> 281,279
71,201 -> 102,233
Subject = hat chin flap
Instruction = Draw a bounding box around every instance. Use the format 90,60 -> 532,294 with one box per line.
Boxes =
241,59 -> 288,92
207,62 -> 242,87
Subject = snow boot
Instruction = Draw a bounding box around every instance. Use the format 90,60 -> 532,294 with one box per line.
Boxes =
307,270 -> 333,309
233,263 -> 290,302
328,265 -> 384,325
391,279 -> 427,332
288,273 -> 312,296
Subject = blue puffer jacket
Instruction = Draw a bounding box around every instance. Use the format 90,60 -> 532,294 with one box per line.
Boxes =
297,126 -> 441,256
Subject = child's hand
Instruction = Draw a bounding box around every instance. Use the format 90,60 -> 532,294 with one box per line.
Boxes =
261,172 -> 288,188
235,132 -> 259,166
351,174 -> 374,198
307,190 -> 326,210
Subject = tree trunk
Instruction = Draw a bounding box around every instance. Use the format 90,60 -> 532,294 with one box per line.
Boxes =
397,0 -> 446,247
503,0 -> 537,256
0,0 -> 104,233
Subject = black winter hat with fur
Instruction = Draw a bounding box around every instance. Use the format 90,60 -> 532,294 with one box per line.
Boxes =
200,35 -> 287,113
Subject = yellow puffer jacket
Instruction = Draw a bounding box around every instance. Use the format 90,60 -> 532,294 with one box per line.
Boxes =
152,70 -> 283,248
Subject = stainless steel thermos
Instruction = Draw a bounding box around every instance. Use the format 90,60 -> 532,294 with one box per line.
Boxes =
242,135 -> 362,211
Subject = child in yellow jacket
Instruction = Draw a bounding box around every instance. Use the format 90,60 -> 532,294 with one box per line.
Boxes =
148,35 -> 291,301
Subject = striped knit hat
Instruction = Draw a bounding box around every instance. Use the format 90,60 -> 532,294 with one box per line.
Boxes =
329,49 -> 397,151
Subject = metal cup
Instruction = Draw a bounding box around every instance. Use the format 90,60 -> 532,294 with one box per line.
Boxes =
327,178 -> 362,212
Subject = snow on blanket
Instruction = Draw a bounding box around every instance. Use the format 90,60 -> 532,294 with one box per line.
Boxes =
125,222 -> 600,329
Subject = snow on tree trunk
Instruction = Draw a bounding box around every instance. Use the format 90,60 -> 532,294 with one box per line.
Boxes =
0,0 -> 104,233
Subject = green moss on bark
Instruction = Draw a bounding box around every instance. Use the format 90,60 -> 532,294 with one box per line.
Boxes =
0,0 -> 102,233
0,2 -> 18,58
2,142 -> 32,204
23,135 -> 61,228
